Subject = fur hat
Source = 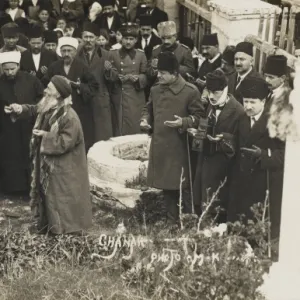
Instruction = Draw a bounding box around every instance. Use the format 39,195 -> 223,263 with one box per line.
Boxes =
27,24 -> 44,39
235,42 -> 253,57
51,75 -> 72,99
264,55 -> 287,77
1,23 -> 19,38
157,51 -> 179,74
201,33 -> 218,46
241,76 -> 269,99
120,23 -> 139,37
157,21 -> 177,37
82,21 -> 100,36
206,69 -> 228,91
139,14 -> 152,27
44,30 -> 58,44
100,0 -> 115,7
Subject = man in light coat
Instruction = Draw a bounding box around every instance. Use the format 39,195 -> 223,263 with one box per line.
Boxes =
5,75 -> 92,235
141,51 -> 204,223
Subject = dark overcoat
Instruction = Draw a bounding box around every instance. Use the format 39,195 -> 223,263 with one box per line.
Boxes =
105,48 -> 148,136
228,110 -> 285,240
136,33 -> 162,61
227,69 -> 263,104
0,71 -> 44,193
141,75 -> 204,190
197,54 -> 222,80
193,95 -> 245,209
42,58 -> 99,152
76,46 -> 113,141
20,49 -> 58,80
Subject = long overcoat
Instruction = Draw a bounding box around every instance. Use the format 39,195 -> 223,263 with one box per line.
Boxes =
0,71 -> 43,193
105,48 -> 148,136
21,104 -> 92,234
42,58 -> 99,152
193,95 -> 245,211
228,110 -> 285,240
141,75 -> 204,190
77,46 -> 113,141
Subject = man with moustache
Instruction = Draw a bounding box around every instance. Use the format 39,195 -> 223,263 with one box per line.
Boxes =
0,51 -> 44,196
228,76 -> 284,258
136,14 -> 162,61
42,37 -> 99,153
196,33 -> 222,91
77,21 -> 113,141
96,0 -> 122,45
104,23 -> 148,136
140,51 -> 203,223
5,75 -> 92,235
20,25 -> 58,80
192,69 -> 244,220
43,30 -> 58,53
148,21 -> 194,81
228,42 -> 263,104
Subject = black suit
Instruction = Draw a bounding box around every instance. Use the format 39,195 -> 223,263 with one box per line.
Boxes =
227,69 -> 264,104
20,49 -> 58,80
135,6 -> 168,30
136,33 -> 162,60
198,54 -> 222,80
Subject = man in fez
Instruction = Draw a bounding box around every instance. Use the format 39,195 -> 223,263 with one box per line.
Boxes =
227,41 -> 263,104
5,75 -> 92,235
0,51 -> 44,196
228,76 -> 284,255
141,51 -> 203,223
42,36 -> 99,153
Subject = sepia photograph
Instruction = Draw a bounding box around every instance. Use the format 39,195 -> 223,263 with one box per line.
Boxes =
0,0 -> 299,299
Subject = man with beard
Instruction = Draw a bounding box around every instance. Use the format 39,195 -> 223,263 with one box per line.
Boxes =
96,0 -> 122,45
4,75 -> 92,235
140,51 -> 203,223
136,14 -> 162,61
77,21 -> 113,141
195,33 -> 222,92
0,51 -> 44,196
42,37 -> 99,153
135,0 -> 168,31
104,23 -> 147,136
0,22 -> 27,53
20,25 -> 58,80
228,76 -> 284,258
43,30 -> 58,53
148,21 -> 194,81
227,42 -> 263,104
192,69 -> 244,220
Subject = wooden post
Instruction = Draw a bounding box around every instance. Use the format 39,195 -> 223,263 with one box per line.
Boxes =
260,61 -> 300,300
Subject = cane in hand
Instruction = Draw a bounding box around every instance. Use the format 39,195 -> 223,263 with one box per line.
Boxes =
186,133 -> 195,214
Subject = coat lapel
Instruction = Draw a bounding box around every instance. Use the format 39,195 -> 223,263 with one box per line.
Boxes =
216,97 -> 236,127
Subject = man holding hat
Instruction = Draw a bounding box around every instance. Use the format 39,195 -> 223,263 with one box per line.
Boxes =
77,21 -> 113,142
228,76 -> 284,252
136,14 -> 162,61
104,23 -> 148,136
192,69 -> 244,220
43,30 -> 58,53
140,51 -> 203,222
20,25 -> 58,80
196,33 -> 222,88
96,0 -> 122,45
228,41 -> 263,104
42,36 -> 99,153
0,51 -> 44,196
149,21 -> 194,80
4,75 -> 92,235
0,22 -> 27,53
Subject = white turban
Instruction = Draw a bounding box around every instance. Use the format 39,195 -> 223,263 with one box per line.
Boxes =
57,37 -> 79,57
0,51 -> 21,65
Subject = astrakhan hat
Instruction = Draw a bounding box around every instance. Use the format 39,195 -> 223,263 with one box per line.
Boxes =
139,14 -> 152,27
264,55 -> 287,77
100,0 -> 115,7
157,51 -> 179,74
201,33 -> 219,46
157,21 -> 177,37
241,76 -> 269,99
206,69 -> 228,92
27,24 -> 44,39
44,30 -> 58,44
82,21 -> 100,36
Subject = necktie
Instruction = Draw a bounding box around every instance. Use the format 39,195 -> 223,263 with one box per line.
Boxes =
251,117 -> 256,128
235,76 -> 241,90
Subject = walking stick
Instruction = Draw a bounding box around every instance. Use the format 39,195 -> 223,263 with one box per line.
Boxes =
266,169 -> 272,259
186,133 -> 195,214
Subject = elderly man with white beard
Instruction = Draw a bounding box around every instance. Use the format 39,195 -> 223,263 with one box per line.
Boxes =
4,75 -> 93,235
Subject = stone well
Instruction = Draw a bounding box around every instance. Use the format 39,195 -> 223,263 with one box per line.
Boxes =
88,134 -> 151,209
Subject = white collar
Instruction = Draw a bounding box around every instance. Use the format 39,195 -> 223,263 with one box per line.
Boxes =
107,15 -> 114,19
32,52 -> 41,56
252,108 -> 264,121
209,53 -> 221,64
238,67 -> 252,80
272,83 -> 284,96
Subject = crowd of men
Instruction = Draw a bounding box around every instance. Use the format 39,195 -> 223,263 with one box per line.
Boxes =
0,0 -> 293,260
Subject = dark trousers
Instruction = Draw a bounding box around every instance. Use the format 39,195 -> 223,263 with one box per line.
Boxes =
163,188 -> 192,221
